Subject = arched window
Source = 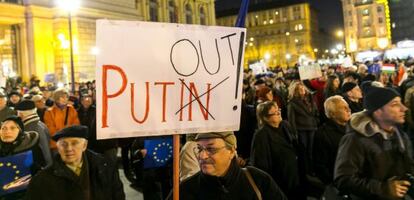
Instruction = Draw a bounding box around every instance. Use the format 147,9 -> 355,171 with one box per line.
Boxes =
199,7 -> 206,25
168,0 -> 178,23
185,4 -> 193,24
149,0 -> 158,22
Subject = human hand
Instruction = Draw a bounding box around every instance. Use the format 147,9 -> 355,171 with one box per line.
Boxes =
389,179 -> 411,198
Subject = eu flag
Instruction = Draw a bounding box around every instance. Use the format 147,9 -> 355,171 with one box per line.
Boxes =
143,137 -> 173,169
235,0 -> 250,27
0,151 -> 33,196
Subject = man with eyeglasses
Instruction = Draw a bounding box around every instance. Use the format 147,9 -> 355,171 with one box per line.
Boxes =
179,131 -> 287,200
25,125 -> 125,200
334,87 -> 414,199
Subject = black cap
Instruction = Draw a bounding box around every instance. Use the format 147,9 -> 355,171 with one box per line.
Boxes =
15,100 -> 36,111
341,82 -> 357,93
364,87 -> 400,113
8,90 -> 21,98
52,125 -> 89,141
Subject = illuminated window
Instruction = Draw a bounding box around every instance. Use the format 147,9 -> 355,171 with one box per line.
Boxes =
185,4 -> 193,24
377,6 -> 382,12
362,9 -> 369,16
149,0 -> 158,21
378,17 -> 383,23
168,0 -> 177,23
199,7 -> 206,25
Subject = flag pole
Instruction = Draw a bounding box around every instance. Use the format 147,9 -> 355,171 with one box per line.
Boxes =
173,134 -> 180,200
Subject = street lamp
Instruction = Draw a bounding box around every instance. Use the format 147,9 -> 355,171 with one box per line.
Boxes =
57,0 -> 81,93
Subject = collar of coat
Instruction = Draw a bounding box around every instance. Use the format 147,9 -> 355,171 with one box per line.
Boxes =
349,111 -> 397,140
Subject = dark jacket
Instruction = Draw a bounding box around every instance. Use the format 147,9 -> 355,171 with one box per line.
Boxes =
179,158 -> 287,200
0,132 -> 42,200
25,150 -> 125,200
342,95 -> 363,114
23,114 -> 52,168
287,97 -> 319,131
313,119 -> 346,184
250,121 -> 307,199
334,111 -> 414,200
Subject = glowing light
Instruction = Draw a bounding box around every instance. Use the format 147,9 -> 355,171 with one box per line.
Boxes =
91,47 -> 100,55
249,37 -> 254,42
264,52 -> 271,60
313,48 -> 318,53
336,44 -> 344,50
57,82 -> 65,88
56,0 -> 81,12
377,38 -> 389,49
285,32 -> 290,36
285,54 -> 291,60
336,30 -> 344,37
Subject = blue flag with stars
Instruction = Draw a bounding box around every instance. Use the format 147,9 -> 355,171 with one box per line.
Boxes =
0,150 -> 33,196
143,137 -> 173,169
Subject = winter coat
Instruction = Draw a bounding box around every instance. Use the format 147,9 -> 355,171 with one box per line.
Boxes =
250,121 -> 307,199
179,158 -> 287,200
342,95 -> 363,114
313,119 -> 346,184
0,131 -> 42,200
25,150 -> 125,200
334,111 -> 414,200
23,114 -> 52,168
43,104 -> 80,149
287,97 -> 319,131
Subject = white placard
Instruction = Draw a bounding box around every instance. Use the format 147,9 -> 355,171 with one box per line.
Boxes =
96,20 -> 246,139
298,63 -> 323,80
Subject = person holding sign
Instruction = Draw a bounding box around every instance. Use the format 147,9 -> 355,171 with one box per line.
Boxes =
0,116 -> 44,200
179,131 -> 287,200
25,125 -> 125,200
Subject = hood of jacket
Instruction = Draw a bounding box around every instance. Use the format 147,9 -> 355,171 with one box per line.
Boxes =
348,111 -> 393,140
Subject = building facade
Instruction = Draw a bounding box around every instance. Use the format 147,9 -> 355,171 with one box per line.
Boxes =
0,0 -> 215,84
216,1 -> 321,68
341,0 -> 391,53
389,0 -> 414,44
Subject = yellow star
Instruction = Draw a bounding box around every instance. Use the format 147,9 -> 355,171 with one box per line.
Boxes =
16,170 -> 20,174
6,163 -> 11,167
12,165 -> 17,169
0,163 -> 3,167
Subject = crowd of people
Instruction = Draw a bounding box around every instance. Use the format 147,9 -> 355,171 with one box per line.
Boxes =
1,58 -> 414,200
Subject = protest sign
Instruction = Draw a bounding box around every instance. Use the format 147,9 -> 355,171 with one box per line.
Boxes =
298,63 -> 323,80
96,20 -> 246,139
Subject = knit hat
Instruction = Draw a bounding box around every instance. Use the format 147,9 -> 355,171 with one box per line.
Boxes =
15,100 -> 36,111
364,87 -> 400,113
341,82 -> 357,93
52,125 -> 88,141
195,131 -> 237,148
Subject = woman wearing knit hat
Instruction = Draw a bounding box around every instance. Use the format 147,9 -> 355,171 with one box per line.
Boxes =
334,87 -> 414,199
0,116 -> 45,199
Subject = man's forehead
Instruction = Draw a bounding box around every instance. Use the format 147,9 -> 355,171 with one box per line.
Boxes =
197,138 -> 225,146
58,137 -> 85,142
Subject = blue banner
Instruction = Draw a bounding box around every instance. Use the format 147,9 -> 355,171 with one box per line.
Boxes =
235,0 -> 250,27
143,137 -> 173,169
0,151 -> 33,196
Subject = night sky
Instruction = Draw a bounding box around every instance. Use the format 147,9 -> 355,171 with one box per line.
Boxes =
215,0 -> 344,35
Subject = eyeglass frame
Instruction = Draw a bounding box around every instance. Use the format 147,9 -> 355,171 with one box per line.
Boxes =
193,145 -> 229,157
266,108 -> 282,117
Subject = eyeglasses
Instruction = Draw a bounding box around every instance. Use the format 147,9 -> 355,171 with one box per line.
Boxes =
266,108 -> 281,117
57,140 -> 85,149
193,146 -> 227,157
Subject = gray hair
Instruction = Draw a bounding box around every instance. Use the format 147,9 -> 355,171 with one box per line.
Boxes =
324,95 -> 346,119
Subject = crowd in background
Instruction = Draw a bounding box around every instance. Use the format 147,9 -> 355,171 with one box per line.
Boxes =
1,57 -> 414,199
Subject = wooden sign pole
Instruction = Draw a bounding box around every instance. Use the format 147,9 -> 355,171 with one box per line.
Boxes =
173,134 -> 180,200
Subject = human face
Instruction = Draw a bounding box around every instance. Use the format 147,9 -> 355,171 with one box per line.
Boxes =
57,137 -> 87,166
57,94 -> 68,105
34,99 -> 46,109
265,91 -> 273,101
333,78 -> 340,89
265,105 -> 282,128
331,100 -> 351,125
195,138 -> 235,177
297,84 -> 306,97
375,97 -> 408,125
81,97 -> 93,109
0,97 -> 6,110
0,121 -> 20,143
10,95 -> 20,104
349,86 -> 362,100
